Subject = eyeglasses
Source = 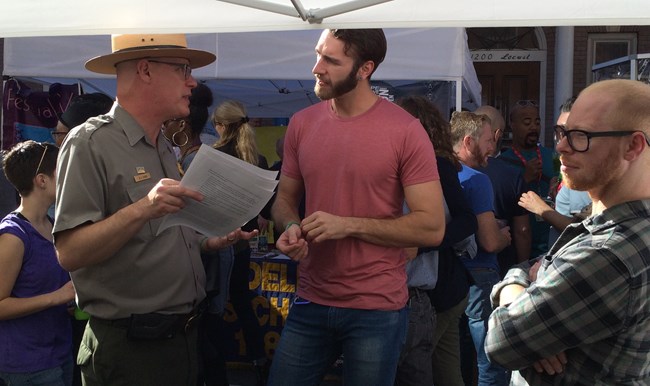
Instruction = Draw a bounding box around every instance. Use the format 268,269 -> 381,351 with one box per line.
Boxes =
34,143 -> 48,178
515,100 -> 539,107
148,60 -> 192,80
554,125 -> 650,152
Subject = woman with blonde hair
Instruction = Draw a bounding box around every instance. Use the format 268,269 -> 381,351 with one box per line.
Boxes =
212,100 -> 259,165
210,100 -> 269,385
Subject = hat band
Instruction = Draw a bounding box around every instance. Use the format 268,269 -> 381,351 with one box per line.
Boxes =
114,44 -> 187,54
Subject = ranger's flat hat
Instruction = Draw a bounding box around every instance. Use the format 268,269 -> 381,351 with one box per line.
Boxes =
85,34 -> 216,75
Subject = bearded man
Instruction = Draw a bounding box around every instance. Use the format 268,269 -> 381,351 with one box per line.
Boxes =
268,29 -> 445,386
450,111 -> 513,385
499,101 -> 556,257
486,79 -> 650,385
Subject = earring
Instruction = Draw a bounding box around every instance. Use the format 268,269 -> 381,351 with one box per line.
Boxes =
172,131 -> 189,147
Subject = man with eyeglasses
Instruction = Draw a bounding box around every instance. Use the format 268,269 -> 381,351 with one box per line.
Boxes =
486,79 -> 650,385
499,100 -> 556,259
52,92 -> 113,147
53,34 -> 256,385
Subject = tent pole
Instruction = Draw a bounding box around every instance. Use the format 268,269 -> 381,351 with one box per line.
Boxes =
309,0 -> 393,23
455,80 -> 462,112
218,0 -> 393,24
218,0 -> 299,18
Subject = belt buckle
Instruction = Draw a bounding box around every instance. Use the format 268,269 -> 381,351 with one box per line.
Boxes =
183,309 -> 204,333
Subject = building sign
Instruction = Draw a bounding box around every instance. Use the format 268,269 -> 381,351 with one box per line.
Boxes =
471,50 -> 546,62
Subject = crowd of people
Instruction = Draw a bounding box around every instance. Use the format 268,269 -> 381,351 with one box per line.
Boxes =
0,28 -> 649,386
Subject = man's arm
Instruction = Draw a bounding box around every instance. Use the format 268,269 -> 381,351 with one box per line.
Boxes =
485,246 -> 628,370
56,179 -> 203,272
519,191 -> 573,232
512,214 -> 531,262
271,175 -> 308,260
301,180 -> 445,248
476,211 -> 511,253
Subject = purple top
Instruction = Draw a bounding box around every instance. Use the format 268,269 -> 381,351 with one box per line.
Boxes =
0,213 -> 72,373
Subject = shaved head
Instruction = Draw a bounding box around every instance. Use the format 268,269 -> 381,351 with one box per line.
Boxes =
475,105 -> 505,133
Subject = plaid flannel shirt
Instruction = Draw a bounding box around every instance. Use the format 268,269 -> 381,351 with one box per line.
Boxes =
486,199 -> 650,385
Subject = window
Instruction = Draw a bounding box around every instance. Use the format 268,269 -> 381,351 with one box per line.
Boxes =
587,33 -> 637,84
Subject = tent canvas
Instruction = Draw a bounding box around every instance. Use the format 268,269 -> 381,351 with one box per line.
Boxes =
0,0 -> 648,39
3,28 -> 482,117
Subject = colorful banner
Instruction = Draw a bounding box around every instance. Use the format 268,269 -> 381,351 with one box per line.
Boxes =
2,78 -> 79,150
222,254 -> 298,362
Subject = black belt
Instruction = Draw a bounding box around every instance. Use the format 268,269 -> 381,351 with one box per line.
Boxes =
408,287 -> 425,298
407,287 -> 426,307
92,304 -> 205,337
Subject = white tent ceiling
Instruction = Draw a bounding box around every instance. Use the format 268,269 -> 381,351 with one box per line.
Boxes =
1,0 -> 649,38
3,28 -> 482,117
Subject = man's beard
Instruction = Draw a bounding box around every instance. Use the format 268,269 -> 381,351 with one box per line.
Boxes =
562,149 -> 620,192
523,132 -> 539,149
314,67 -> 359,100
469,142 -> 488,168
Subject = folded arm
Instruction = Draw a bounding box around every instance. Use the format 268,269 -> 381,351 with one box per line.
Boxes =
486,247 -> 627,370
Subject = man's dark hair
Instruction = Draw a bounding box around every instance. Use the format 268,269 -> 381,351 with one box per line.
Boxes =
330,29 -> 387,79
560,96 -> 577,113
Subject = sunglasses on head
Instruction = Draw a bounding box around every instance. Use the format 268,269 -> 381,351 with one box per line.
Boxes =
515,100 -> 538,107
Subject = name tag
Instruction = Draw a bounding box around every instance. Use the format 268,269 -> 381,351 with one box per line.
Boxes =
134,172 -> 151,182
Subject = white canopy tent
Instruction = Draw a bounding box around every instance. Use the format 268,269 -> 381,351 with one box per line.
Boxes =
0,0 -> 648,38
3,28 -> 482,117
3,0 -> 649,118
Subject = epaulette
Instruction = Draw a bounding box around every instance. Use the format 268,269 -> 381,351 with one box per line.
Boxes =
84,114 -> 114,132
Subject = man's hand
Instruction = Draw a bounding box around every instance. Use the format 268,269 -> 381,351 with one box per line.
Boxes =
533,352 -> 567,375
500,225 -> 512,246
519,191 -> 552,217
138,178 -> 204,220
203,228 -> 259,252
301,211 -> 348,243
523,158 -> 543,183
529,259 -> 542,282
275,223 -> 308,261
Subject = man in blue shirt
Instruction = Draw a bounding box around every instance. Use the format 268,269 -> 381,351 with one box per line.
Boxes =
451,111 -> 511,385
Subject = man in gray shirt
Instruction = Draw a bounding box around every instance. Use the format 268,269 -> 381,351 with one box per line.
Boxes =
54,34 -> 256,386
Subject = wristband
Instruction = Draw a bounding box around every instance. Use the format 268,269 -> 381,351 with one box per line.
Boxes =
285,221 -> 300,232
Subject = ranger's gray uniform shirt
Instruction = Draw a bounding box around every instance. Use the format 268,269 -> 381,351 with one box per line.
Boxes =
54,103 -> 206,319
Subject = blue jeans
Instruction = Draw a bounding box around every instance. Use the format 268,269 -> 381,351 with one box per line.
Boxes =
465,268 -> 509,386
0,356 -> 73,386
268,298 -> 408,386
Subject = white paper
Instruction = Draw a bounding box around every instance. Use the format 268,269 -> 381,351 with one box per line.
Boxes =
157,144 -> 278,237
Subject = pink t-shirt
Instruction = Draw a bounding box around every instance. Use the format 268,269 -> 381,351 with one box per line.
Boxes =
282,98 -> 439,310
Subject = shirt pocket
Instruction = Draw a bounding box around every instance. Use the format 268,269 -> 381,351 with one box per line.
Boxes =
126,182 -> 163,240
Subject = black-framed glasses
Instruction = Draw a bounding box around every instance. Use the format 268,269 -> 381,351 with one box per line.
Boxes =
148,60 -> 192,80
34,143 -> 48,178
554,125 -> 650,152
